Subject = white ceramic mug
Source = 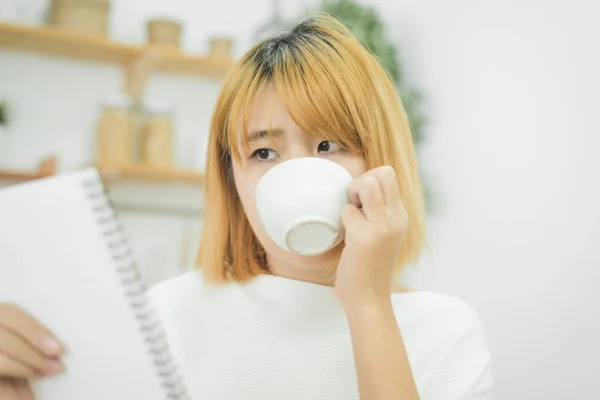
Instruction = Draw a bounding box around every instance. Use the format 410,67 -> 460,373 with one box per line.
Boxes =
255,157 -> 353,256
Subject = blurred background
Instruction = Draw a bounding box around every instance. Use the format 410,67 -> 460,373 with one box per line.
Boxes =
0,0 -> 598,398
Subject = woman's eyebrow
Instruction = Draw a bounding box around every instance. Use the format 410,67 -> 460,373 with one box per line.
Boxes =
247,128 -> 284,142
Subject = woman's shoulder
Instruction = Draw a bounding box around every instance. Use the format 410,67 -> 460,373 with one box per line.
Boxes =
392,291 -> 493,397
391,290 -> 487,336
146,270 -> 208,312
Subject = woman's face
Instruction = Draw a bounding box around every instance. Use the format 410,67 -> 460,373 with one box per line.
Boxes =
231,88 -> 367,270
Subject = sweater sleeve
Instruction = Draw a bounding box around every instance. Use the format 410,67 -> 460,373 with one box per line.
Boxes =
419,307 -> 494,400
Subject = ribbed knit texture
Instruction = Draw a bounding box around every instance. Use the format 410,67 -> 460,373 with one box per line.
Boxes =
148,270 -> 493,400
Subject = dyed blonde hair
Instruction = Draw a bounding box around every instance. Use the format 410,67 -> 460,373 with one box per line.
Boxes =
198,13 -> 426,284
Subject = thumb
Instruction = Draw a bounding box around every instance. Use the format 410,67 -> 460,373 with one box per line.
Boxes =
0,378 -> 35,400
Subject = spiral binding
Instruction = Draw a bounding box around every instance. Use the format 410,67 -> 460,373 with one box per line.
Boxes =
83,174 -> 191,400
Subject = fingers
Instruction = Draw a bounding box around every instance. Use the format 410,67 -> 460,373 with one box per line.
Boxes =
348,171 -> 386,207
0,353 -> 38,379
0,327 -> 63,377
0,378 -> 34,400
0,304 -> 65,380
359,166 -> 400,209
375,166 -> 402,212
14,379 -> 35,400
0,304 -> 63,358
0,378 -> 36,400
347,166 -> 402,214
341,203 -> 367,233
348,186 -> 362,209
357,176 -> 386,222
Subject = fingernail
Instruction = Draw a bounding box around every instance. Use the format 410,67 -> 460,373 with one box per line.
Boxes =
41,336 -> 62,356
43,359 -> 65,375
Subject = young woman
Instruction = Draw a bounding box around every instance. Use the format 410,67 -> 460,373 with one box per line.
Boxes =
0,14 -> 493,400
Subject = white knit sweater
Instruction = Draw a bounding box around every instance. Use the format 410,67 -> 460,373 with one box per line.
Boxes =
148,270 -> 493,400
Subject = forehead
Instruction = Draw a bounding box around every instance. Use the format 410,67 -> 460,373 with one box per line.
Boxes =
246,88 -> 297,132
225,58 -> 366,159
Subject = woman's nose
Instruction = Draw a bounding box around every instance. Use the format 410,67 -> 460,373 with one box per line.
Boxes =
285,144 -> 314,160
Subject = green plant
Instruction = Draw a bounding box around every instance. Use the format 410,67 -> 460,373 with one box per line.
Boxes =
319,0 -> 431,208
0,101 -> 8,126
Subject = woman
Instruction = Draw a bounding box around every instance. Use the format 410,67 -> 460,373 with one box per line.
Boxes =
0,14 -> 493,400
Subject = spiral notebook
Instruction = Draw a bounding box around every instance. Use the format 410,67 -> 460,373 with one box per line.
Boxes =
0,168 -> 190,400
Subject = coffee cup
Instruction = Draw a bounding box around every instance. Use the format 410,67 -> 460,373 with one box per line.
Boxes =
255,157 -> 353,256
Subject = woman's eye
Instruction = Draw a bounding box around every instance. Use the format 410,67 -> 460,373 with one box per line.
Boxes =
252,148 -> 278,161
318,141 -> 339,153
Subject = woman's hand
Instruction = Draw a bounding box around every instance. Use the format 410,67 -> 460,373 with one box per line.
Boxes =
336,167 -> 419,400
0,303 -> 65,399
0,378 -> 35,400
335,166 -> 408,308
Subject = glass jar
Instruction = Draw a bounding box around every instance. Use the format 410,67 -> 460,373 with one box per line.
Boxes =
96,93 -> 134,165
140,99 -> 174,167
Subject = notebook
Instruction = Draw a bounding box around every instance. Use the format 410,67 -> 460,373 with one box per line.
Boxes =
0,168 -> 190,400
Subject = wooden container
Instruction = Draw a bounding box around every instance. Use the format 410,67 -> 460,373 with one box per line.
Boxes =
96,93 -> 134,165
140,100 -> 174,167
209,37 -> 233,61
147,19 -> 181,48
51,0 -> 110,37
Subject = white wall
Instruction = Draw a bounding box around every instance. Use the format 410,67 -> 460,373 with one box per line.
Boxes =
1,0 -> 599,399
360,1 -> 600,398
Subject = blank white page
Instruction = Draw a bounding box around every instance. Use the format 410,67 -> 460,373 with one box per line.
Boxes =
0,168 -> 189,400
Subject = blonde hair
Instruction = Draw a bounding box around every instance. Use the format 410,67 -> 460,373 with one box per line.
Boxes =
198,13 -> 426,284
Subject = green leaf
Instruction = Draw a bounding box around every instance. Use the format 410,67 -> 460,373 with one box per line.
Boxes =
0,101 -> 8,126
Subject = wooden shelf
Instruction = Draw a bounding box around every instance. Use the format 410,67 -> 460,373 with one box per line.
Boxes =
0,21 -> 233,79
96,163 -> 204,184
0,157 -> 57,181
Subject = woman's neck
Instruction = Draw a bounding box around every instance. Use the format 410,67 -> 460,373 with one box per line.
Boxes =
265,253 -> 338,287
263,249 -> 414,294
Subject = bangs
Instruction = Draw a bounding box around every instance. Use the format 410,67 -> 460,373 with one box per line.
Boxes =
223,17 -> 372,160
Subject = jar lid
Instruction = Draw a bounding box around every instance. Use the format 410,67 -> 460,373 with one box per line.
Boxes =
54,0 -> 111,8
102,93 -> 133,109
143,98 -> 172,115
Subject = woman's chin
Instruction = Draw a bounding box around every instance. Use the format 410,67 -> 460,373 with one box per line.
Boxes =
268,242 -> 343,271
